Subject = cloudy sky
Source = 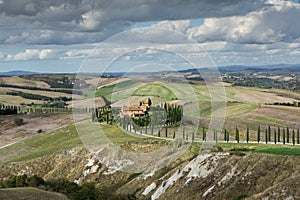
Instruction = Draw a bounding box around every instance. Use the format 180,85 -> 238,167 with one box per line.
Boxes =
0,0 -> 300,73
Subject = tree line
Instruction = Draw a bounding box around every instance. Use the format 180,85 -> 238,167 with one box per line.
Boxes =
0,174 -> 135,200
209,125 -> 300,145
0,104 -> 18,115
7,91 -> 72,102
0,103 -> 95,115
0,83 -> 82,95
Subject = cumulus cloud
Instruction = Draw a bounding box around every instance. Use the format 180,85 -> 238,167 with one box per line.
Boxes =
151,20 -> 190,34
5,49 -> 52,61
0,0 -> 271,45
187,1 -> 300,43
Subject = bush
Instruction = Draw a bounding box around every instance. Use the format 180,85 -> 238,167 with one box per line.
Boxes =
13,117 -> 24,126
37,129 -> 43,133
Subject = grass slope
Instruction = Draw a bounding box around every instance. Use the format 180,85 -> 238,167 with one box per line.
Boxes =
0,187 -> 68,200
0,121 -> 154,165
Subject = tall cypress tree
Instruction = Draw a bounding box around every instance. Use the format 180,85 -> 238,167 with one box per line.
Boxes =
265,128 -> 268,144
192,131 -> 195,142
287,127 -> 290,143
226,129 -> 229,142
165,127 -> 168,138
268,125 -> 271,142
278,127 -> 281,143
246,126 -> 249,143
257,125 -> 261,144
283,129 -> 286,145
202,127 -> 206,141
235,127 -> 239,143
297,129 -> 300,144
224,129 -> 227,142
274,129 -> 277,144
292,129 -> 295,145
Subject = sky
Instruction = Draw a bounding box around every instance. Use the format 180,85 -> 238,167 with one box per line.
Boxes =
0,0 -> 300,73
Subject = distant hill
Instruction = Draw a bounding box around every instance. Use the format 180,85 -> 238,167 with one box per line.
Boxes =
177,64 -> 300,74
0,70 -> 39,76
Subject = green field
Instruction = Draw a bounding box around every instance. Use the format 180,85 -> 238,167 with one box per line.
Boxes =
214,142 -> 300,156
133,82 -> 177,100
0,121 -> 157,165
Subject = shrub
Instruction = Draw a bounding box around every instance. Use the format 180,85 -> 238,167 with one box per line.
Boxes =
37,129 -> 43,133
13,117 -> 24,126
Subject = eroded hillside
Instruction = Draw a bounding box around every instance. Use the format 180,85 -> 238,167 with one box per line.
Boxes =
1,147 -> 299,200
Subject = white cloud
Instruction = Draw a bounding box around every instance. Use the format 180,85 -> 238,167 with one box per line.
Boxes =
5,49 -> 53,61
0,0 -> 271,45
39,49 -> 52,59
187,1 -> 300,44
151,20 -> 190,34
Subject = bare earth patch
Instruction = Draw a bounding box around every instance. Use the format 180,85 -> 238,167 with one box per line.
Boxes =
235,90 -> 297,103
0,114 -> 76,148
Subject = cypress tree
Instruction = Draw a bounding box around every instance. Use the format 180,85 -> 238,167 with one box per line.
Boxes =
202,127 -> 206,141
274,129 -> 277,144
226,129 -> 229,142
151,125 -> 154,135
192,131 -> 195,142
224,129 -> 227,142
286,127 -> 290,143
268,125 -> 271,142
235,127 -> 239,143
173,131 -> 176,139
165,127 -> 168,138
158,130 -> 160,137
257,125 -> 261,143
265,128 -> 268,144
283,129 -> 286,145
297,129 -> 300,144
246,126 -> 249,143
278,127 -> 280,143
292,129 -> 295,145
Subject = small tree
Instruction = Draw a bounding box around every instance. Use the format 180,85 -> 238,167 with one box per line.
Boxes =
13,117 -> 23,126
148,98 -> 152,106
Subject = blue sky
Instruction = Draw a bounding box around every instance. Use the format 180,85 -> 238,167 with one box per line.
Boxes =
0,0 -> 300,73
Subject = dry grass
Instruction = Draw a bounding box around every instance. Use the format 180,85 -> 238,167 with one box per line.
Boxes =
0,76 -> 50,88
0,94 -> 44,105
0,187 -> 68,200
